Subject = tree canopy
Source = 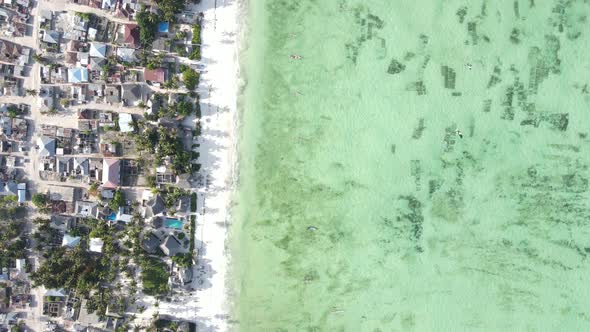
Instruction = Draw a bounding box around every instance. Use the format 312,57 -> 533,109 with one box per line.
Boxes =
136,8 -> 160,47
32,193 -> 48,208
30,246 -> 109,293
182,67 -> 199,91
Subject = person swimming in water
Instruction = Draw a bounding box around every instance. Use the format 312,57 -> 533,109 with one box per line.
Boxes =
455,129 -> 463,138
290,54 -> 302,60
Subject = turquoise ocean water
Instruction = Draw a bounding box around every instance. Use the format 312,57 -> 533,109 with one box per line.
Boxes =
234,0 -> 590,331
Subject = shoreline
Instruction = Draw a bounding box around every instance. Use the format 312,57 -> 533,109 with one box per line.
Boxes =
191,0 -> 240,330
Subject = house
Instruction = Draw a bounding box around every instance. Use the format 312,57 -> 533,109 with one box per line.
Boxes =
121,84 -> 143,106
10,118 -> 28,141
119,0 -> 140,19
152,38 -> 169,52
17,182 -> 25,203
87,57 -> 105,72
89,238 -> 103,253
141,232 -> 161,254
175,196 -> 190,216
43,289 -> 66,317
0,287 -> 8,311
104,85 -> 120,104
122,24 -> 140,48
0,312 -> 18,326
118,113 -> 133,133
48,185 -> 76,203
74,200 -> 99,218
87,84 -> 103,101
0,115 -> 11,136
88,42 -> 106,58
102,158 -> 120,188
50,215 -> 75,231
37,136 -> 55,157
0,39 -> 25,64
76,299 -> 121,331
0,181 -> 17,196
42,30 -> 60,44
68,67 -> 89,83
56,156 -> 73,176
62,233 -> 81,247
101,0 -> 116,10
15,259 -> 25,272
115,207 -> 133,223
73,157 -> 89,176
160,235 -> 187,257
115,47 -> 137,63
144,194 -> 165,217
144,68 -> 165,84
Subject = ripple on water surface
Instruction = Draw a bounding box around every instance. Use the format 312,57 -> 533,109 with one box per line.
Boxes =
236,0 -> 590,331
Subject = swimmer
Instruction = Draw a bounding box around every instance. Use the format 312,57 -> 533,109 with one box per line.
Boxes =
466,63 -> 472,70
455,129 -> 463,139
290,54 -> 302,60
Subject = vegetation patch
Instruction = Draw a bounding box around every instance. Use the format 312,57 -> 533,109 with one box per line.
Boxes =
141,258 -> 169,296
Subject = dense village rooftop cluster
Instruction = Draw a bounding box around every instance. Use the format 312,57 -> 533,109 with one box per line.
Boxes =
0,0 -> 205,330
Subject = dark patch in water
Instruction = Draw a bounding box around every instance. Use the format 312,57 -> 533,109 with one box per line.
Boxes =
387,58 -> 405,75
411,118 -> 425,139
397,195 -> 424,252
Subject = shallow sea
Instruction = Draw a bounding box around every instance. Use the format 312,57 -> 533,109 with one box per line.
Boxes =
234,0 -> 590,331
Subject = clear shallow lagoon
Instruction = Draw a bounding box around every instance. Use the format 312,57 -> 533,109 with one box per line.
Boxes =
234,0 -> 590,331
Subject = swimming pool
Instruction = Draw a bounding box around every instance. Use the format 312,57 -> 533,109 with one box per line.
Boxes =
164,218 -> 183,229
106,212 -> 116,221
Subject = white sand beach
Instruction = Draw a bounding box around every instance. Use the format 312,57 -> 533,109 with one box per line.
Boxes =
135,0 -> 240,330
189,0 -> 240,330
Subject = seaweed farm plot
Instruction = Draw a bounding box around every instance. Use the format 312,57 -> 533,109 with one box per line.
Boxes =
236,0 -> 590,331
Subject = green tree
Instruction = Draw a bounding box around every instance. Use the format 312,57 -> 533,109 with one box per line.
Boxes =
32,193 -> 48,208
136,7 -> 159,47
110,189 -> 126,211
182,68 -> 199,90
176,100 -> 193,116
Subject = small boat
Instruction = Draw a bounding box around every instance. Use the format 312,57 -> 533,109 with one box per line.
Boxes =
290,54 -> 302,60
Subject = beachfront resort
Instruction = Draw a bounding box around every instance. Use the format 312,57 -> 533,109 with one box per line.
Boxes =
0,0 -> 238,330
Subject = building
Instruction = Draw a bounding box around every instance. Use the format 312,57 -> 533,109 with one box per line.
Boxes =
89,238 -> 103,253
62,233 -> 81,247
37,136 -> 56,157
88,42 -> 106,58
0,181 -> 17,196
17,182 -> 25,203
160,235 -> 187,257
116,47 -> 137,63
118,113 -> 133,133
0,39 -> 26,64
144,68 -> 165,84
104,85 -> 120,104
122,24 -> 140,48
73,157 -> 90,176
141,232 -> 161,254
144,194 -> 165,217
48,186 -> 77,203
43,289 -> 67,317
102,158 -> 120,188
121,84 -> 143,106
68,67 -> 89,83
50,215 -> 75,231
74,201 -> 99,218
42,30 -> 60,44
